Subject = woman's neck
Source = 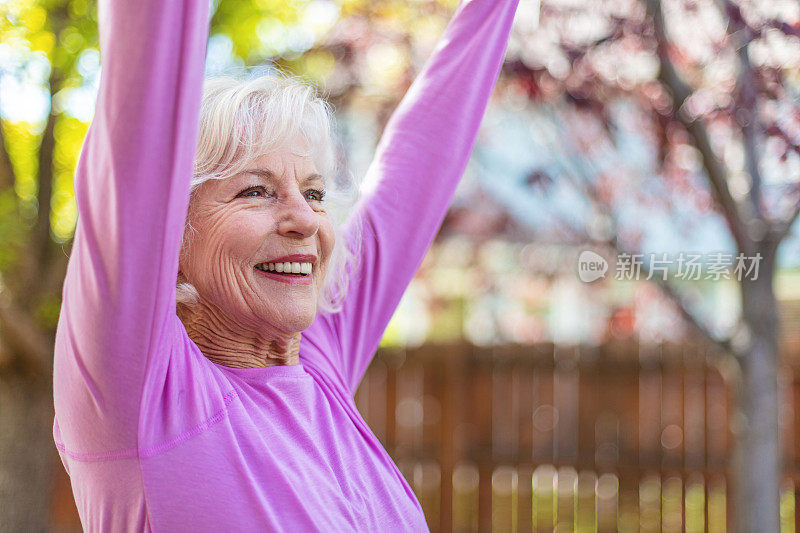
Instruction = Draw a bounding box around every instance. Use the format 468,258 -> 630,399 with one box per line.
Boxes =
177,299 -> 301,368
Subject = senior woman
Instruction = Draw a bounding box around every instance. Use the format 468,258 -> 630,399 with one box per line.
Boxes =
52,0 -> 519,530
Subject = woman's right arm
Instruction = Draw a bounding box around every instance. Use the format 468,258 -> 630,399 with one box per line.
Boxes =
53,0 -> 210,455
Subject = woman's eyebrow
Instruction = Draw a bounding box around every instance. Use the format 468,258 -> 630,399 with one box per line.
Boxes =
246,169 -> 324,185
245,169 -> 277,181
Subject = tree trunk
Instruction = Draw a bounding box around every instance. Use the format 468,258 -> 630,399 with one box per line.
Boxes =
734,243 -> 781,532
0,370 -> 55,533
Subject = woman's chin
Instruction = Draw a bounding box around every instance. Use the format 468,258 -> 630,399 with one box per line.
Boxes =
290,313 -> 316,333
259,307 -> 316,334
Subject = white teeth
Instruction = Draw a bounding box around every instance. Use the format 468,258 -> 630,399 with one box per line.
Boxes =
255,261 -> 313,275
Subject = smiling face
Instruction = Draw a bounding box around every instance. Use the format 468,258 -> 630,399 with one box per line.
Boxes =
179,144 -> 335,335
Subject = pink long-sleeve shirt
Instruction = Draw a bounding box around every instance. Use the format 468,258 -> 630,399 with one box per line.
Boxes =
52,0 -> 519,530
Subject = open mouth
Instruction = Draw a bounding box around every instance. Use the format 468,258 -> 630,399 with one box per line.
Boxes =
254,262 -> 311,277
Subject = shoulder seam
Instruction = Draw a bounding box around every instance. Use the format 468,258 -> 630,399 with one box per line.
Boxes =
54,440 -> 139,462
54,388 -> 239,462
140,388 -> 239,457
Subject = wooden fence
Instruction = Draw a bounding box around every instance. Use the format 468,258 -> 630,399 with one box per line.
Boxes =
49,338 -> 800,531
355,340 -> 800,532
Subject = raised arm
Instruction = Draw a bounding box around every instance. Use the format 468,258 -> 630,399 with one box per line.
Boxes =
311,0 -> 519,393
53,0 -> 209,453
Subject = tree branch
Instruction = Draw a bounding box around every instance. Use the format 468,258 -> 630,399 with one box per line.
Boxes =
14,72 -> 61,306
722,0 -> 764,222
645,0 -> 754,254
556,163 -> 736,359
526,102 -> 738,363
562,218 -> 736,359
765,18 -> 800,39
31,88 -> 58,267
735,48 -> 764,220
0,293 -> 51,376
776,200 -> 800,241
0,118 -> 17,192
42,240 -> 71,296
635,256 -> 733,355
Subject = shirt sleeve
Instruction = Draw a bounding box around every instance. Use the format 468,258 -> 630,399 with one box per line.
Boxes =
308,0 -> 520,394
52,0 -> 210,454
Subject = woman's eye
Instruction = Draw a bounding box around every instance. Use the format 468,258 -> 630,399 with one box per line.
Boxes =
305,189 -> 326,202
239,186 -> 269,198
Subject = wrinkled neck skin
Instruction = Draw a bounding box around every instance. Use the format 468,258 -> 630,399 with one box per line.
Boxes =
178,298 -> 301,368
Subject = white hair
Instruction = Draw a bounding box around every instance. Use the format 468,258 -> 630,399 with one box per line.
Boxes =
177,72 -> 362,315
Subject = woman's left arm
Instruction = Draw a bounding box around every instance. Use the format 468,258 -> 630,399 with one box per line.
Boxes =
311,0 -> 520,393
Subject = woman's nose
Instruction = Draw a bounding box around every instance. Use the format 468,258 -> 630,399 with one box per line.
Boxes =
276,192 -> 319,239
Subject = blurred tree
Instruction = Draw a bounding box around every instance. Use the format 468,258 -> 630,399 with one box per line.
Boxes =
1,1 -> 98,529
469,0 -> 798,529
